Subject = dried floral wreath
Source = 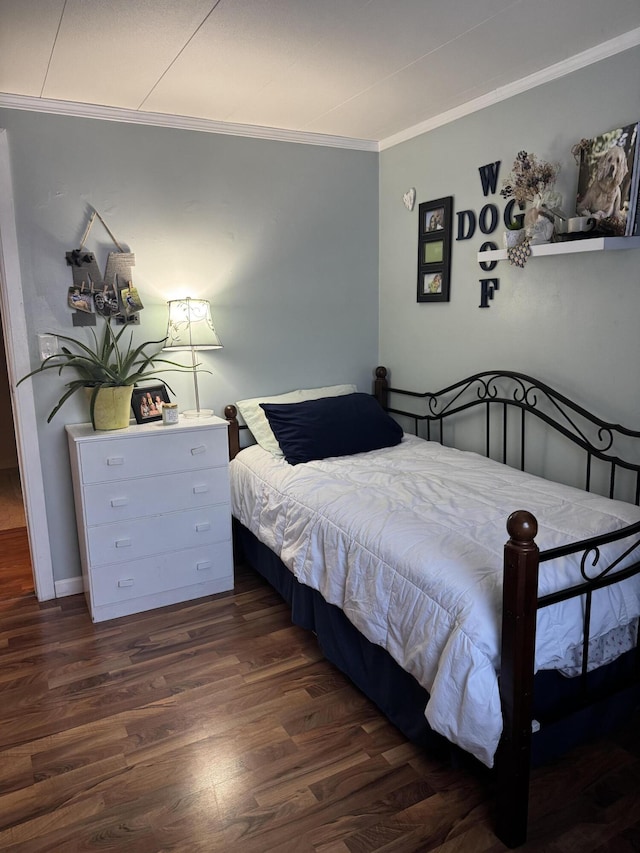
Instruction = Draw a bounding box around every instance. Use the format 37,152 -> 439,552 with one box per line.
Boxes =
500,150 -> 560,207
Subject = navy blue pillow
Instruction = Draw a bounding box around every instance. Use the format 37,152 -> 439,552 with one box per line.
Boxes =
260,392 -> 403,465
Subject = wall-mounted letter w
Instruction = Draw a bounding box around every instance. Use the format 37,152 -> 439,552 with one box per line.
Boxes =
478,161 -> 501,196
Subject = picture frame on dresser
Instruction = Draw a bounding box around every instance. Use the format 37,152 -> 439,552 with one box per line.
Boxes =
131,384 -> 170,423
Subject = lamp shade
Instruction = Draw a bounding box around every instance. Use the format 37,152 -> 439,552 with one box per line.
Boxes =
163,297 -> 222,418
163,298 -> 223,351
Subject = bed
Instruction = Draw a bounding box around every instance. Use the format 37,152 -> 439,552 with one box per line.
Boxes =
224,368 -> 640,847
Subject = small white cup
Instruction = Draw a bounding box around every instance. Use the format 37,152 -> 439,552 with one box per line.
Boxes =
567,216 -> 596,234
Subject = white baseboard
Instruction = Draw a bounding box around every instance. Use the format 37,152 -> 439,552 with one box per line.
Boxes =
54,576 -> 84,598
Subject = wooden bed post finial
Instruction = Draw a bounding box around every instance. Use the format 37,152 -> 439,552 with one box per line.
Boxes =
497,509 -> 540,849
374,366 -> 389,409
224,404 -> 240,460
506,510 -> 538,547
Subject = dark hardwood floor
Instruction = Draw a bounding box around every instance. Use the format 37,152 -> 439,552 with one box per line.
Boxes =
0,526 -> 33,599
0,562 -> 638,852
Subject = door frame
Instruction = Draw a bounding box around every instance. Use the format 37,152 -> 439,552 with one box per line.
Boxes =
0,128 -> 55,600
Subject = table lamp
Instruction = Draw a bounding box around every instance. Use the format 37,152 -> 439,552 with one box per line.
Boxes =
164,297 -> 223,418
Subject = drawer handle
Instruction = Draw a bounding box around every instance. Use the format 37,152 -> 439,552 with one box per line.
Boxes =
117,578 -> 134,588
115,538 -> 132,548
106,456 -> 125,466
192,484 -> 209,494
110,498 -> 129,507
196,561 -> 212,572
195,522 -> 211,533
190,445 -> 206,455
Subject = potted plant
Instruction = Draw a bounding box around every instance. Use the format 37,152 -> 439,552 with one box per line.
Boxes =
18,317 -> 200,430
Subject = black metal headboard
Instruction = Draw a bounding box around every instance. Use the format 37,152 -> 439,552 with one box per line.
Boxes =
373,366 -> 640,506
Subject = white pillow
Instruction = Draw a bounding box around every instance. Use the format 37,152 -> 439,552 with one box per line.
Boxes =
236,384 -> 358,455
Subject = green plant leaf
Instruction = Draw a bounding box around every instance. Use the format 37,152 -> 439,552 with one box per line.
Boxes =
18,317 -> 202,423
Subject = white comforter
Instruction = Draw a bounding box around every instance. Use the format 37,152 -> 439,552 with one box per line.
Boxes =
230,435 -> 640,767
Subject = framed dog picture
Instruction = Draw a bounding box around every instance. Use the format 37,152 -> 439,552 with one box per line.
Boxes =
575,123 -> 639,236
131,385 -> 170,424
417,196 -> 453,303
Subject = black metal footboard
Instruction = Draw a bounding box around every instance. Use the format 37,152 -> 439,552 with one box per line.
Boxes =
372,366 -> 640,847
497,511 -> 640,847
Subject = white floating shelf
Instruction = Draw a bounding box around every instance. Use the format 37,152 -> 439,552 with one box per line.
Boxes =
477,235 -> 640,263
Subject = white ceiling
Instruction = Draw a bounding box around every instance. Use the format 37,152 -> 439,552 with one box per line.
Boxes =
1,0 -> 640,150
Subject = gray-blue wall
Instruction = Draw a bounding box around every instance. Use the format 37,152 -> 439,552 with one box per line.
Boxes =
379,46 -> 640,427
0,110 -> 379,583
2,44 -> 640,588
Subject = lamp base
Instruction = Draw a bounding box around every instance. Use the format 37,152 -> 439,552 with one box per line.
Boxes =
182,408 -> 214,419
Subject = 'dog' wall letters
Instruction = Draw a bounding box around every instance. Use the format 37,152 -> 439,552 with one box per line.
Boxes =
455,162 -> 524,308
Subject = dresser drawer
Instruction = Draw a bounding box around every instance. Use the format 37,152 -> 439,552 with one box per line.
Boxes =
78,426 -> 228,484
87,504 -> 230,567
88,540 -> 233,606
83,467 -> 230,525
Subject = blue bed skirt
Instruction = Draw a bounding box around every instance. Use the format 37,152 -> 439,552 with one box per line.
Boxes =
238,523 -> 452,754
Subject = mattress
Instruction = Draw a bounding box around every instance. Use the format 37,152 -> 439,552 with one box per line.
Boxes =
230,434 -> 640,766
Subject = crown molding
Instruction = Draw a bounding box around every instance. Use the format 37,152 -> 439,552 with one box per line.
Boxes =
0,92 -> 379,152
1,28 -> 638,154
379,28 -> 640,151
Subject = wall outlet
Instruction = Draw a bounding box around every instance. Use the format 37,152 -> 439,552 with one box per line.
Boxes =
37,333 -> 58,360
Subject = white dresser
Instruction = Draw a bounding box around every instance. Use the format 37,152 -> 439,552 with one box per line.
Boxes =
66,416 -> 233,622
